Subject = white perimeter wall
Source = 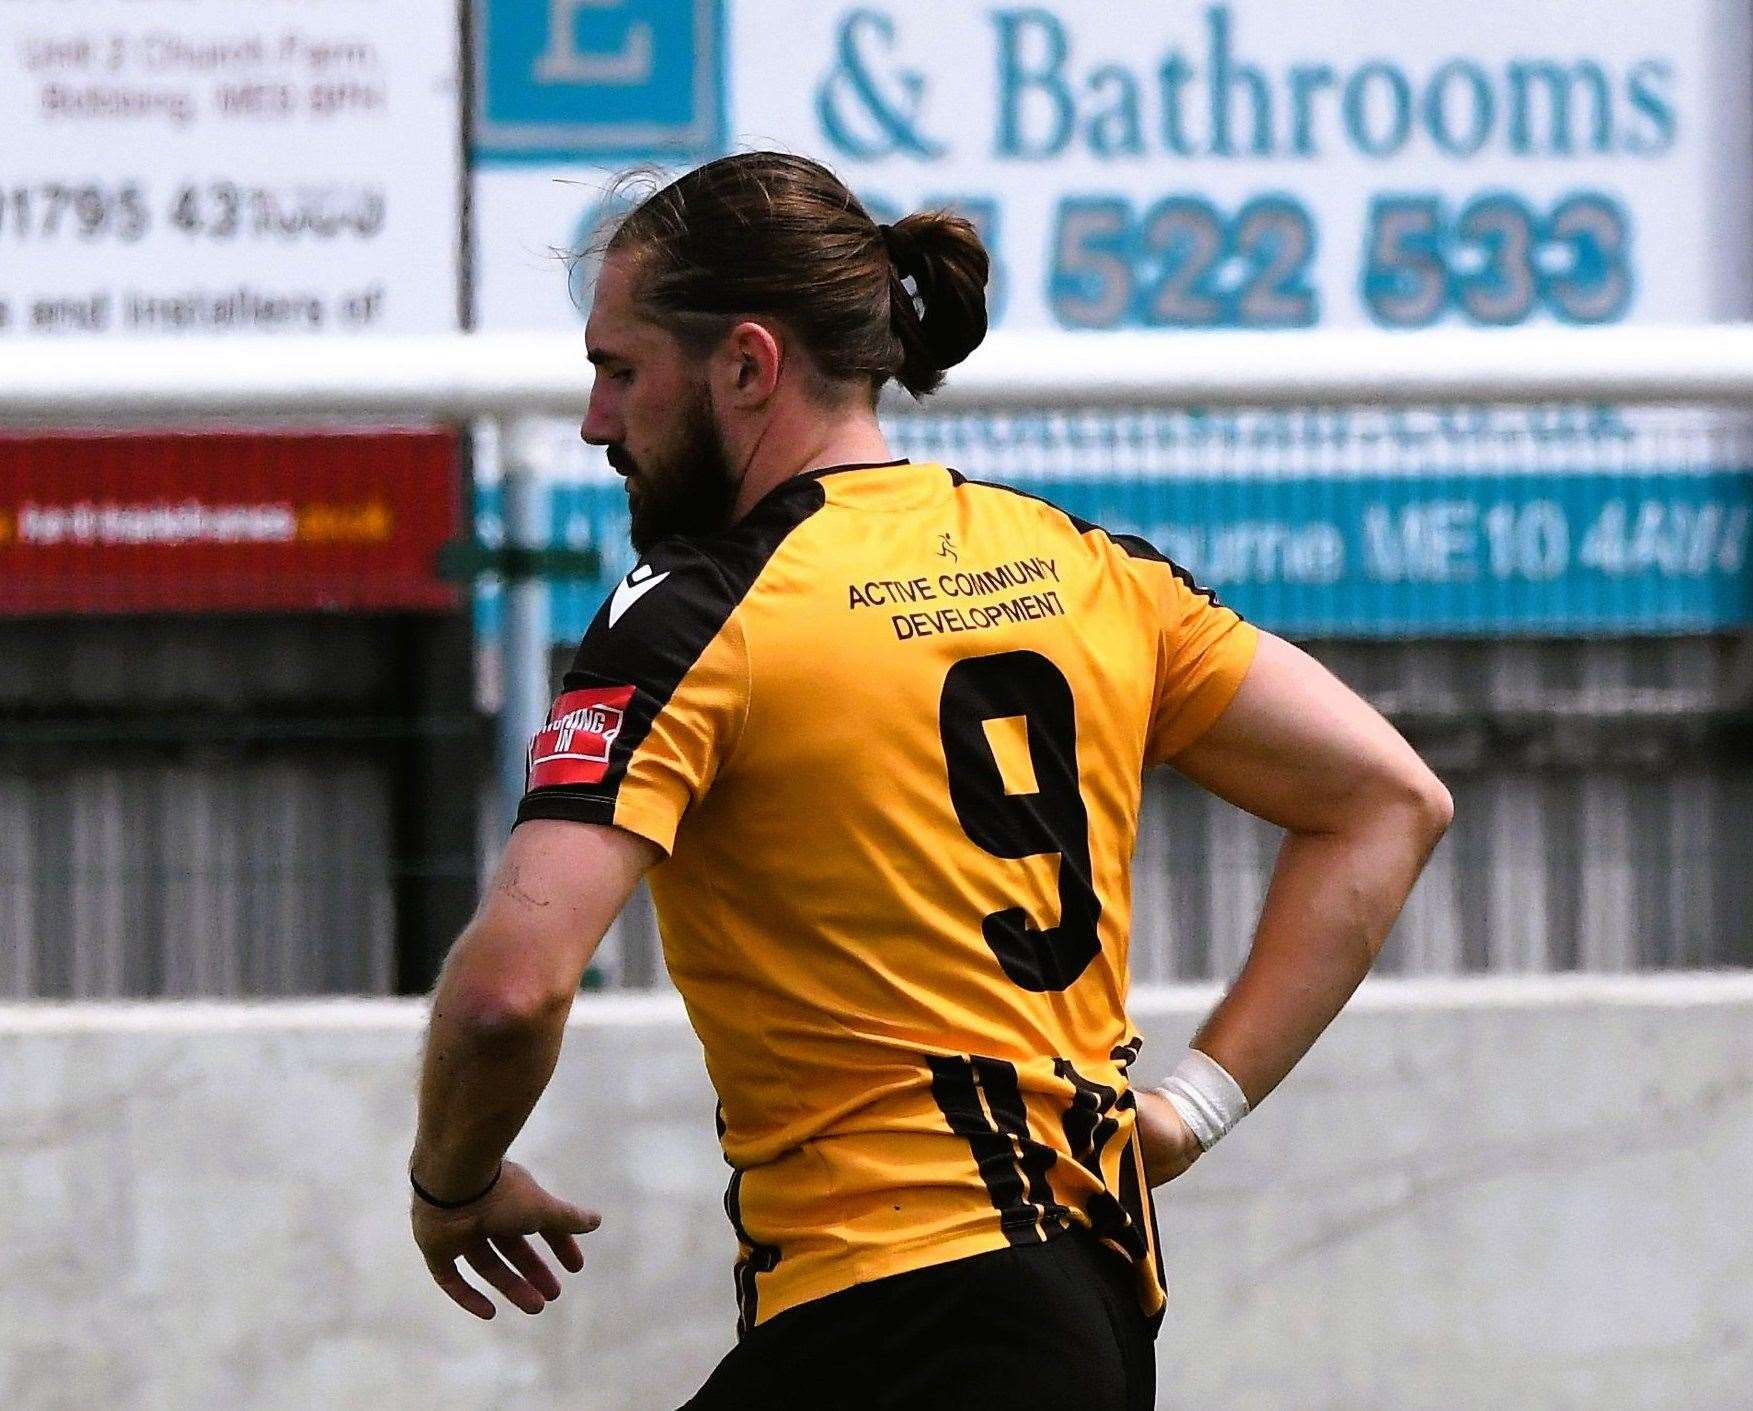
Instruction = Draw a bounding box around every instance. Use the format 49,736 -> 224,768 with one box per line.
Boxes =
2,974 -> 1750,1411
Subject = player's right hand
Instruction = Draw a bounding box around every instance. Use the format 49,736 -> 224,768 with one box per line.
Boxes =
1134,1089 -> 1204,1187
411,1159 -> 601,1319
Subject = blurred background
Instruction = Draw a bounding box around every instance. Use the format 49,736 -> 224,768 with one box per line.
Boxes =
1,2 -> 1749,1408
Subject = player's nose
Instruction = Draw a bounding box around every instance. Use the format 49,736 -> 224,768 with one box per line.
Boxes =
580,410 -> 616,447
580,389 -> 619,448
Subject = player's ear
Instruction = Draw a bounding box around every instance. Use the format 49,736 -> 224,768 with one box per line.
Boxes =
716,319 -> 783,408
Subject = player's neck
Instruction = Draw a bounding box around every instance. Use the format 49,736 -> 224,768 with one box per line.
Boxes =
728,399 -> 894,522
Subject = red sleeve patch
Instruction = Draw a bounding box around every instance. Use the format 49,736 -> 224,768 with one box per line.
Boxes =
526,685 -> 637,790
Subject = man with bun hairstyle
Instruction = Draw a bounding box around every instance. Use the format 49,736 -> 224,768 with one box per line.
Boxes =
409,153 -> 1451,1409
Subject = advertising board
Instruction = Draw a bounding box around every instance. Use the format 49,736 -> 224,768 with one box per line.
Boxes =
474,1 -> 1751,334
471,413 -> 1753,640
0,430 -> 461,614
0,0 -> 461,339
470,1 -> 1753,636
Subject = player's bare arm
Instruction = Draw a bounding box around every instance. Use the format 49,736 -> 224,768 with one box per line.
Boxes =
1134,632 -> 1453,1186
409,819 -> 658,1318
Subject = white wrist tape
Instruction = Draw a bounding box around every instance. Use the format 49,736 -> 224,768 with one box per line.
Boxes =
1154,1048 -> 1250,1151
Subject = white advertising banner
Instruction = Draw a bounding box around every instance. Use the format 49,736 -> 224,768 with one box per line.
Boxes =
473,0 -> 1752,332
468,2 -> 1753,641
0,0 -> 462,339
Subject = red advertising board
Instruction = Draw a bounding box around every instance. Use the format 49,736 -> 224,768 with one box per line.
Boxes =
0,428 -> 460,614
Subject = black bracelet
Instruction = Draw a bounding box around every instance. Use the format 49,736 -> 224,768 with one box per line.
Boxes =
411,1161 -> 503,1210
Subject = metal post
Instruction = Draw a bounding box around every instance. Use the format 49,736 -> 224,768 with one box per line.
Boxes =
496,416 -> 552,836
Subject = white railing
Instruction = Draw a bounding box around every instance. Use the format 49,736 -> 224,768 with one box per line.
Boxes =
6,324 -> 1753,420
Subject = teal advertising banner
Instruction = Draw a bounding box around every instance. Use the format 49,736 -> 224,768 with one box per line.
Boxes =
475,464 -> 1752,640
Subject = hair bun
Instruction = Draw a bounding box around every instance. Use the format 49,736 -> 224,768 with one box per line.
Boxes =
878,221 -> 921,274
881,210 -> 990,398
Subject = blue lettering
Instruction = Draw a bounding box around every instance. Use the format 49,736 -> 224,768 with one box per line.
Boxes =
1343,61 -> 1412,158
983,8 -> 1676,168
1086,63 -> 1144,157
1425,59 -> 1493,156
1288,63 -> 1335,157
1508,60 -> 1611,155
1624,59 -> 1676,156
1157,53 -> 1198,156
1207,5 -> 1272,156
816,10 -> 946,160
994,9 -> 1073,158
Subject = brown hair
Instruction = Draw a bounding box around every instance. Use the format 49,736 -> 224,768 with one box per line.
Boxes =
601,152 -> 989,399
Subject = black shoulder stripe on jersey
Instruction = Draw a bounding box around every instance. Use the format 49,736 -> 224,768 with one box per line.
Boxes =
1110,532 -> 1223,607
723,1168 -> 781,1340
797,456 -> 912,481
947,469 -> 1227,610
517,475 -> 828,826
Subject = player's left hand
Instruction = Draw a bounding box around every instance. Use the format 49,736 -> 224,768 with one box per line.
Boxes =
411,1159 -> 601,1319
1134,1089 -> 1204,1187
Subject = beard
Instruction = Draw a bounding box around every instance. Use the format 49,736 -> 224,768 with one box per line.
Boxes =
611,385 -> 740,556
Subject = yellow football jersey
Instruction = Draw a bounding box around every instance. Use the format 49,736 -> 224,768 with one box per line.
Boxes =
519,459 -> 1257,1333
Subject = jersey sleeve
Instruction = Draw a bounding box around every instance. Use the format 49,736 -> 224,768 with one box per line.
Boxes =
1114,535 -> 1259,766
515,545 -> 751,856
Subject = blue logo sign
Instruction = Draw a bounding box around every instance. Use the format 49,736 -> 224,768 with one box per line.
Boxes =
474,0 -> 725,163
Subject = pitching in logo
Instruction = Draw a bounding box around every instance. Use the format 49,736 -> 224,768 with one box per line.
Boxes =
527,685 -> 636,789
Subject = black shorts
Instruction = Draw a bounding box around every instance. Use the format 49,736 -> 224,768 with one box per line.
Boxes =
680,1228 -> 1158,1411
